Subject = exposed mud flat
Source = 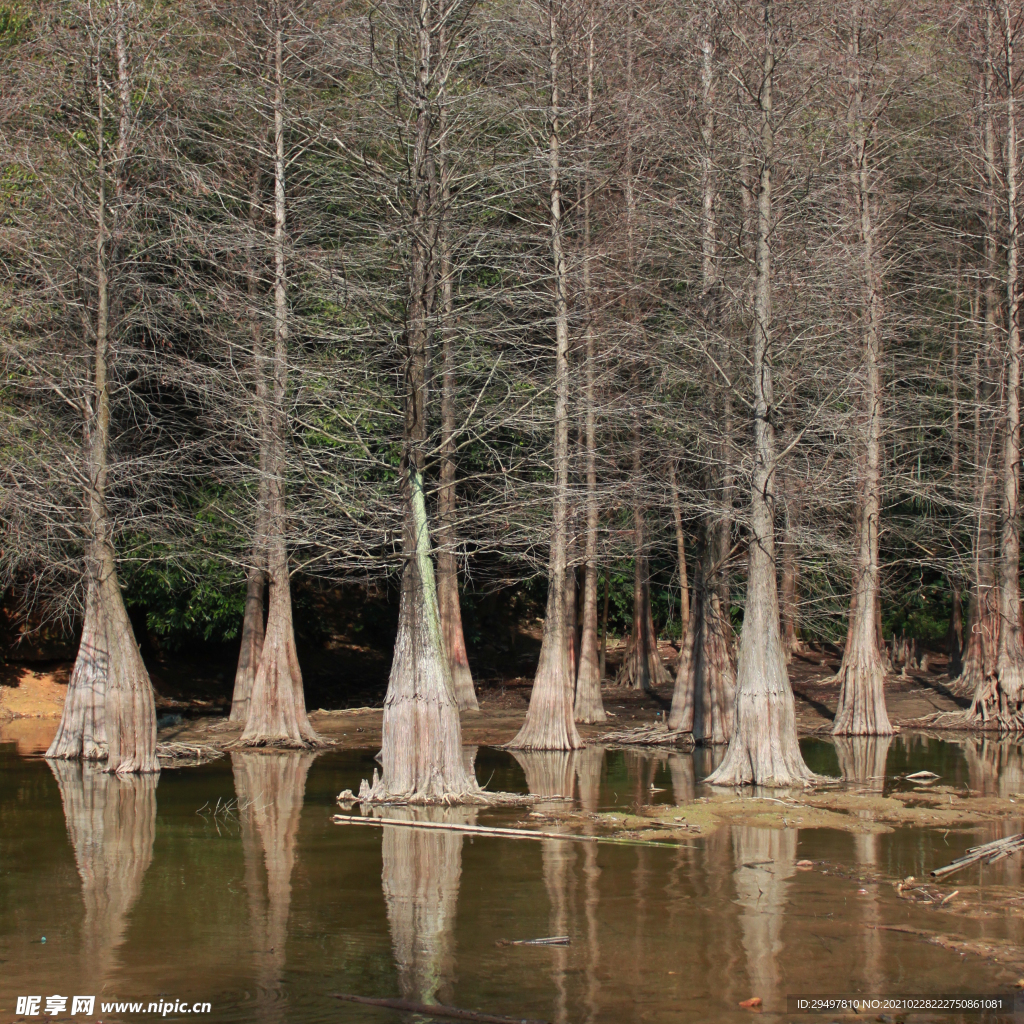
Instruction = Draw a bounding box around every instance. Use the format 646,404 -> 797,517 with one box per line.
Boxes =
0,665 -> 68,722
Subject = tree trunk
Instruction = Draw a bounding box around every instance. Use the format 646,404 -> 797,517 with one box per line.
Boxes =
686,5 -> 738,724
565,527 -> 579,683
708,0 -> 814,786
961,7 -> 1006,707
435,25 -> 477,713
574,13 -> 604,725
367,1 -> 480,797
778,453 -> 800,664
947,278 -> 964,679
231,167 -> 268,726
48,582 -> 107,761
599,568 -> 610,682
833,4 -> 893,736
669,527 -> 735,743
616,418 -> 670,690
510,1 -> 583,751
994,0 -> 1024,708
48,1 -> 157,773
669,461 -> 690,640
240,4 -> 318,748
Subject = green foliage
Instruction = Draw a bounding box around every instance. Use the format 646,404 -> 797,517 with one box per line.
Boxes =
123,560 -> 246,650
882,571 -> 952,643
0,5 -> 26,45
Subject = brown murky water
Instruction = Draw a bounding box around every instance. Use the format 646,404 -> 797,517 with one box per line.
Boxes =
2,729 -> 1024,1024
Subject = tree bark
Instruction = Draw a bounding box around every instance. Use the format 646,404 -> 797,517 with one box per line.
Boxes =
833,2 -> 893,736
510,0 -> 583,751
574,13 -> 604,725
240,2 -> 318,748
599,568 -> 610,681
49,0 -> 158,773
708,0 -> 814,785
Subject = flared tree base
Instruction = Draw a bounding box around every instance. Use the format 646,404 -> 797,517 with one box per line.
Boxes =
832,644 -> 893,737
707,680 -> 818,787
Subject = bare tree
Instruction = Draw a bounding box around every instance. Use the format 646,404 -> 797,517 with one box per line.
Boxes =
365,0 -> 482,796
510,0 -> 583,751
572,13 -> 606,725
831,0 -> 894,737
42,0 -> 157,774
969,0 -> 1024,726
237,1 -> 321,748
708,0 -> 815,786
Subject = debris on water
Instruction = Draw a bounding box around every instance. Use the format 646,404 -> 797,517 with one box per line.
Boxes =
796,859 -> 814,869
905,770 -> 940,780
496,936 -> 570,947
932,833 -> 1024,880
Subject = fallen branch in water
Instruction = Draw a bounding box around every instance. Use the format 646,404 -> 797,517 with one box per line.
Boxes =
331,993 -> 549,1023
598,725 -> 695,748
332,813 -> 683,849
496,936 -> 569,947
156,743 -> 225,767
312,707 -> 378,715
931,833 -> 1024,879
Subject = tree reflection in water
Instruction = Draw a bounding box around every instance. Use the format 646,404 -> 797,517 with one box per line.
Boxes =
48,760 -> 157,988
732,826 -> 796,1012
574,746 -> 604,1024
232,751 -> 315,1019
834,736 -> 892,994
834,735 -> 892,791
512,750 -> 579,1024
378,804 -> 478,1006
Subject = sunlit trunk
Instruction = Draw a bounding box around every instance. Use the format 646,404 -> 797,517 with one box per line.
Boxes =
49,0 -> 157,773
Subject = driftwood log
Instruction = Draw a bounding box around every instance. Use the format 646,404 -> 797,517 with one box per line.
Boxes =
931,833 -> 1024,879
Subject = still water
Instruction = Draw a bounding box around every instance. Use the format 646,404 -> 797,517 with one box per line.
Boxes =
2,730 -> 1024,1024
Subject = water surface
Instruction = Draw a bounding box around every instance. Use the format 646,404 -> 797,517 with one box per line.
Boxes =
2,732 -> 1023,1023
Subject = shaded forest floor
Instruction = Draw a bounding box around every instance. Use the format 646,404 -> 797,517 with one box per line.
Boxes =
0,626 -> 969,751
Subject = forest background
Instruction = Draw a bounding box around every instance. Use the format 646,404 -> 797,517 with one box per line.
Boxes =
0,0 -> 1011,750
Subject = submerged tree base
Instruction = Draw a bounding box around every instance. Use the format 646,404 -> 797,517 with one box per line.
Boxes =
342,770 -> 536,808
